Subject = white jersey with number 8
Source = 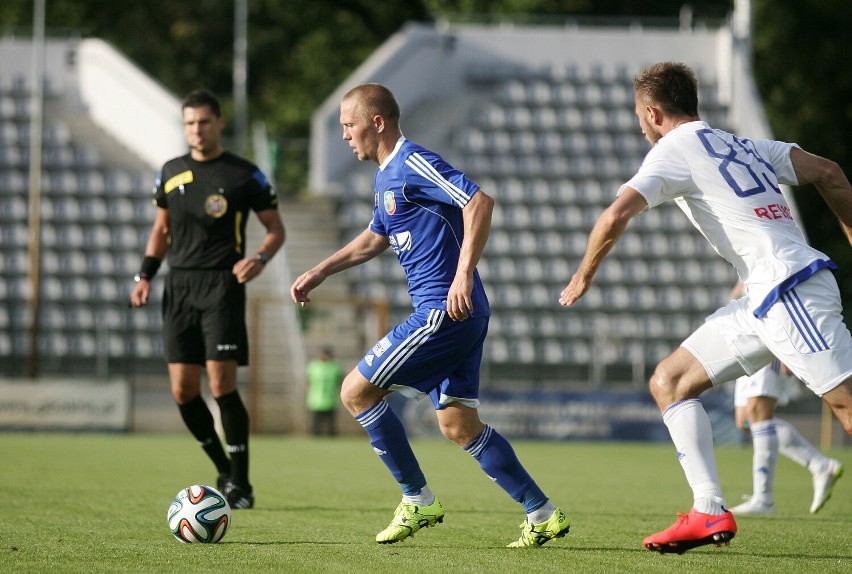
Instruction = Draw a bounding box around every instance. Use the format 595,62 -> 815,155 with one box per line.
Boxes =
621,121 -> 834,317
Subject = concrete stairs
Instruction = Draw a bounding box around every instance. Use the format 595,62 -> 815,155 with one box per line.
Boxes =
244,195 -> 368,434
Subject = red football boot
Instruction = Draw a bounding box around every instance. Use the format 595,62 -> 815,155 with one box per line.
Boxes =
643,508 -> 737,554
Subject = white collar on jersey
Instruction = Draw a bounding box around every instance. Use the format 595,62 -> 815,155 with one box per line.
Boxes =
379,136 -> 407,171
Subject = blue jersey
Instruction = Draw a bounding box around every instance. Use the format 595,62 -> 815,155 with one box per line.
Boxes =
369,137 -> 490,315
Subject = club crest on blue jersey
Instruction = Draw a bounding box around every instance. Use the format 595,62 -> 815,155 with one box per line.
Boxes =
383,190 -> 396,214
389,231 -> 412,254
205,194 -> 228,218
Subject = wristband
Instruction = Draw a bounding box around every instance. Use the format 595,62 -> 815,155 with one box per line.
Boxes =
255,252 -> 269,265
138,256 -> 161,280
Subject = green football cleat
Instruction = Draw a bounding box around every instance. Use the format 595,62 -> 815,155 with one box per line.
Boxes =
508,508 -> 570,548
376,497 -> 445,544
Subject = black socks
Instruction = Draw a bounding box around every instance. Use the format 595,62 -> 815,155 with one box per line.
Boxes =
178,394 -> 231,475
216,390 -> 250,487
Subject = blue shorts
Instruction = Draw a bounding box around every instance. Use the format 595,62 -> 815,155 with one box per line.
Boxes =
357,308 -> 488,409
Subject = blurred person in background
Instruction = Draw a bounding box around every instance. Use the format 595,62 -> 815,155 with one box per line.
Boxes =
730,361 -> 842,515
727,281 -> 843,516
306,346 -> 343,436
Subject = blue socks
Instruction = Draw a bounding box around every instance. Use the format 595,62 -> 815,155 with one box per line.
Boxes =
465,425 -> 548,513
356,400 -> 426,496
356,402 -> 549,514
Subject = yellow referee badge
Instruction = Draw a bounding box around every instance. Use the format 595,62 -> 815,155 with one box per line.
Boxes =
205,194 -> 228,218
164,170 -> 193,193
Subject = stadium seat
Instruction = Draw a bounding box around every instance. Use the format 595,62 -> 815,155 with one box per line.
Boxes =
0,96 -> 17,119
532,106 -> 558,129
0,168 -> 26,192
43,121 -> 72,147
46,170 -> 79,194
0,145 -> 23,167
106,169 -> 136,195
74,145 -> 101,169
530,204 -> 558,229
553,82 -> 580,106
44,196 -> 82,221
78,170 -> 107,194
508,338 -> 536,363
540,339 -> 565,364
511,131 -> 537,154
2,222 -> 28,247
534,313 -> 559,336
110,226 -> 141,249
527,80 -> 554,106
85,224 -> 113,248
0,123 -> 17,146
587,132 -> 614,157
564,339 -> 591,364
629,286 -> 658,310
80,196 -> 108,221
44,146 -> 76,168
487,336 -> 509,362
561,132 -> 589,157
93,277 -> 120,301
556,107 -> 583,130
0,194 -> 27,221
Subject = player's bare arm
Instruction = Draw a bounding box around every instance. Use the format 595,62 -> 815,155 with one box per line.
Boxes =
290,228 -> 389,306
447,190 -> 493,321
789,147 -> 852,246
130,207 -> 170,308
233,208 -> 286,284
559,187 -> 647,306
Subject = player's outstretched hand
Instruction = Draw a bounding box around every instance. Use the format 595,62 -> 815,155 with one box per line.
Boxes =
559,272 -> 591,307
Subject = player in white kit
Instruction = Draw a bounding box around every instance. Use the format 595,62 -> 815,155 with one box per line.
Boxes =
727,281 -> 843,516
560,62 -> 852,554
731,360 -> 843,515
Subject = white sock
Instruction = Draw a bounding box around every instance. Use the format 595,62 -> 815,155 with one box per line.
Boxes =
662,399 -> 727,514
402,484 -> 435,506
527,500 -> 557,524
774,418 -> 829,474
749,419 -> 778,504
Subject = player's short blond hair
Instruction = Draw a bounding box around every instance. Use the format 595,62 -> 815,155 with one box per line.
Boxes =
343,84 -> 401,129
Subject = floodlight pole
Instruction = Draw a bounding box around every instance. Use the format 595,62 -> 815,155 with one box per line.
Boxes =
26,0 -> 46,378
233,0 -> 248,155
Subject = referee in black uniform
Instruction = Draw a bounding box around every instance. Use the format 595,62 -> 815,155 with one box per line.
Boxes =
130,89 -> 285,509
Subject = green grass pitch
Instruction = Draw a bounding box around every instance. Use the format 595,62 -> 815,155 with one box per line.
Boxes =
1,433 -> 849,573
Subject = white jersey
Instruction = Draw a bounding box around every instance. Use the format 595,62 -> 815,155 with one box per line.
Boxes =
621,121 -> 835,317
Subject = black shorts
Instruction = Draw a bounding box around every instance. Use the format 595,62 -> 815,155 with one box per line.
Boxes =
162,268 -> 248,366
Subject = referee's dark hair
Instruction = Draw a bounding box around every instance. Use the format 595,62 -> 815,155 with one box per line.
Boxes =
182,88 -> 222,118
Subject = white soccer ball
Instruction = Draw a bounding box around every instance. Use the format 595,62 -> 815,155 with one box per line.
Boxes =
167,484 -> 231,543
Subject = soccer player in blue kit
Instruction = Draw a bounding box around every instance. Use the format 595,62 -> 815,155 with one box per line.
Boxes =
290,83 -> 568,547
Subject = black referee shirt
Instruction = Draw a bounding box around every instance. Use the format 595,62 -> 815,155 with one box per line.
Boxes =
153,151 -> 279,270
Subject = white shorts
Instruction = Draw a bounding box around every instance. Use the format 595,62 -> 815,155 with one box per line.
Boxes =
733,360 -> 795,407
682,269 -> 852,397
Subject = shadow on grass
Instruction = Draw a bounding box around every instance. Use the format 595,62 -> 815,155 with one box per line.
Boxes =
245,505 -> 522,517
